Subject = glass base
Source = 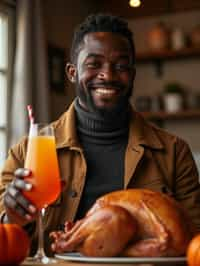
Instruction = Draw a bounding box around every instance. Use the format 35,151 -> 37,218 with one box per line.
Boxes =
24,255 -> 57,264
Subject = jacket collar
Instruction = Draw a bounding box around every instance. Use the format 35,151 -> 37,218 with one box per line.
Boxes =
53,101 -> 81,149
53,101 -> 164,151
128,109 -> 164,151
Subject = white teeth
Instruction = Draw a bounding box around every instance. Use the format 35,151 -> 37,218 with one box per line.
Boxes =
95,88 -> 116,94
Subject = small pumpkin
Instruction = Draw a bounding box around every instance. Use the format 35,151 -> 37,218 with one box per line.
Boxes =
187,234 -> 200,266
0,223 -> 30,264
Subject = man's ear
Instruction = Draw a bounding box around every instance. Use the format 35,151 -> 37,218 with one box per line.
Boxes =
65,63 -> 77,83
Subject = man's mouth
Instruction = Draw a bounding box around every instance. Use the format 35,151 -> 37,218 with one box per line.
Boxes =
94,88 -> 119,96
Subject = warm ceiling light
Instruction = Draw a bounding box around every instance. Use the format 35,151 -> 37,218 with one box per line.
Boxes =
129,0 -> 141,8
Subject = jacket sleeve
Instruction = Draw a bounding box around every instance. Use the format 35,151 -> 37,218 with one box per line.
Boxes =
0,137 -> 27,219
175,137 -> 200,232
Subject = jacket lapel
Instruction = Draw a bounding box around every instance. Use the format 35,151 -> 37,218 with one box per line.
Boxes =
124,110 -> 164,188
124,144 -> 144,188
53,101 -> 82,150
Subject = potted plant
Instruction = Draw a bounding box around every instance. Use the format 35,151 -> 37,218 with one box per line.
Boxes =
163,82 -> 184,112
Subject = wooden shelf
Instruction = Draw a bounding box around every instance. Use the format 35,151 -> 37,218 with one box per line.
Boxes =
141,109 -> 200,120
136,47 -> 200,76
136,47 -> 200,62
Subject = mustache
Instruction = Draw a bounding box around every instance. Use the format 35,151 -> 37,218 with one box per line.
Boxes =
87,81 -> 125,90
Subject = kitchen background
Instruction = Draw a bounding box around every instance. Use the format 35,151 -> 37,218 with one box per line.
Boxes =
43,0 -> 200,169
1,0 -> 200,170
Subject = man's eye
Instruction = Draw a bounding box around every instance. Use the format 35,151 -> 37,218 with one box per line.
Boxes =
115,64 -> 131,71
86,62 -> 100,69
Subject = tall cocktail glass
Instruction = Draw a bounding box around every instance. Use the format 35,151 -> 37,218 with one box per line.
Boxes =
24,123 -> 61,264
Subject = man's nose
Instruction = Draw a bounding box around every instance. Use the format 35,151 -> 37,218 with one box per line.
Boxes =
97,64 -> 116,80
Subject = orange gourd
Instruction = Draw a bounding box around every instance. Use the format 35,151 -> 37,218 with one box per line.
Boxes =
187,234 -> 200,266
0,223 -> 30,264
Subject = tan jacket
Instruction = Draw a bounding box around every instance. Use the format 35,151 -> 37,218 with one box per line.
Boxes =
1,101 -> 200,255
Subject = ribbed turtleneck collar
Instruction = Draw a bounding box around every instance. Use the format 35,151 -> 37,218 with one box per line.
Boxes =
74,98 -> 129,144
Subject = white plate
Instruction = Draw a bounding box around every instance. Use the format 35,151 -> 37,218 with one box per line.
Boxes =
55,252 -> 187,264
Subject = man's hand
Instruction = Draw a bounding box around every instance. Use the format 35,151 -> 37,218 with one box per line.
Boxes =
3,168 -> 38,226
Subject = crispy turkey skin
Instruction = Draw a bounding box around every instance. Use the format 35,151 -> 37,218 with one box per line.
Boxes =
50,189 -> 195,257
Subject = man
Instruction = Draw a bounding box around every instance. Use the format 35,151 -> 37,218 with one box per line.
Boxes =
0,13 -> 200,255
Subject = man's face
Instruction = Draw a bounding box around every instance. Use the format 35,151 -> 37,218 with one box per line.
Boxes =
68,32 -> 136,115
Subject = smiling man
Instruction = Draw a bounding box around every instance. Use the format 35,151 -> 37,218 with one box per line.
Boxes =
66,22 -> 136,218
67,31 -> 135,116
1,13 -> 200,255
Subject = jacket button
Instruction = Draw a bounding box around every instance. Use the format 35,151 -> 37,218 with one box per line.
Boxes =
69,190 -> 77,198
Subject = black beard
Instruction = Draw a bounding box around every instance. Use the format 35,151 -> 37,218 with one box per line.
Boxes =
75,82 -> 133,119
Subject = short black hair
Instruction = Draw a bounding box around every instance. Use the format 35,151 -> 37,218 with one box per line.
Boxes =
70,13 -> 135,64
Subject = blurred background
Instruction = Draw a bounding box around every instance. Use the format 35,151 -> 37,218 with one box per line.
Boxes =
1,0 -> 200,170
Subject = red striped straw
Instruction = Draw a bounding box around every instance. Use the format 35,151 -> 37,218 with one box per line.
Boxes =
27,105 -> 35,124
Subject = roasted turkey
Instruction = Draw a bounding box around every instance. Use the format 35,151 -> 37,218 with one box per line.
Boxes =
50,189 -> 196,257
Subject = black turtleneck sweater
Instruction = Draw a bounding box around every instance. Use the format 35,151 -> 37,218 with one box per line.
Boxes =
74,99 -> 129,219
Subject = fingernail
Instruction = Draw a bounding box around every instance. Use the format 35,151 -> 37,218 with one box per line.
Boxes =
29,205 -> 37,213
23,169 -> 31,176
25,183 -> 32,191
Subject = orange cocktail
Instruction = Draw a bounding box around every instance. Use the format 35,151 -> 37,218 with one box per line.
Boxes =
23,124 -> 61,210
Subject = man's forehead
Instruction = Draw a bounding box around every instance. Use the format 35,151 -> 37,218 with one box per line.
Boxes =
76,32 -> 132,64
79,32 -> 131,53
83,31 -> 129,45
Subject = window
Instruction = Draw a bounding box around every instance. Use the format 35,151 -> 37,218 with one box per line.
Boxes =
0,2 -> 15,168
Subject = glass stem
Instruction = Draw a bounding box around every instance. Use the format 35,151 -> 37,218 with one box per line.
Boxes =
35,208 -> 46,259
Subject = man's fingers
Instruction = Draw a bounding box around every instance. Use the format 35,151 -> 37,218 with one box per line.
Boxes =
16,193 -> 36,214
4,192 -> 36,220
8,185 -> 20,198
4,193 -> 28,218
13,168 -> 32,190
6,186 -> 37,214
14,168 -> 31,178
3,168 -> 36,225
12,178 -> 32,191
4,192 -> 17,209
